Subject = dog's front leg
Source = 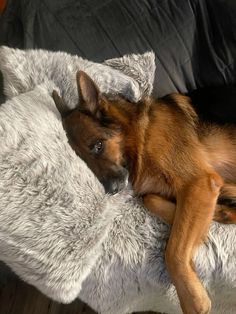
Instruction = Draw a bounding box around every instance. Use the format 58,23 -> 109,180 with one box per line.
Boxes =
165,171 -> 222,314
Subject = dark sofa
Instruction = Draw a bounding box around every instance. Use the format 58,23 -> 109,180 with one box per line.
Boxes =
1,0 -> 236,95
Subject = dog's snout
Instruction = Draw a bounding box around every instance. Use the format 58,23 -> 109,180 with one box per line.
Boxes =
102,179 -> 119,194
102,167 -> 129,195
110,180 -> 120,194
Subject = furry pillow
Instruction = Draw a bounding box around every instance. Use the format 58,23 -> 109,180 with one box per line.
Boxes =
0,47 -> 155,302
0,83 -> 119,302
0,46 -> 155,104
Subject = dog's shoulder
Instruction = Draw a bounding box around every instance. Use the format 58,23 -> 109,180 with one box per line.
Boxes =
161,93 -> 198,128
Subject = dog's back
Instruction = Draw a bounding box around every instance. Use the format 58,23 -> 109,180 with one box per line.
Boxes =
129,94 -> 236,197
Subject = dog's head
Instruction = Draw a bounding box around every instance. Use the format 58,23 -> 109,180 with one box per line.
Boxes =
52,71 -> 129,194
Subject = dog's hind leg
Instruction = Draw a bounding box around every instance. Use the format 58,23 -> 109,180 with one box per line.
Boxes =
214,183 -> 236,224
219,182 -> 236,200
143,185 -> 236,225
214,204 -> 236,224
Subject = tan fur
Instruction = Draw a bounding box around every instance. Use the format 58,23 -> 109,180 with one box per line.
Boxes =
105,134 -> 124,164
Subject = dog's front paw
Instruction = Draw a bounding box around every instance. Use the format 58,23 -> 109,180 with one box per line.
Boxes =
180,290 -> 211,314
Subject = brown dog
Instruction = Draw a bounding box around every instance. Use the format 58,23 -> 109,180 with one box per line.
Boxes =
52,71 -> 236,314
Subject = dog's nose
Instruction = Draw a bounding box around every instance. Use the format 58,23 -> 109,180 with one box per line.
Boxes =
102,172 -> 129,195
110,180 -> 119,194
102,179 -> 120,195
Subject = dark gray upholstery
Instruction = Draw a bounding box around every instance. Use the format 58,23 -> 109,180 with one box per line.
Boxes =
1,0 -> 236,97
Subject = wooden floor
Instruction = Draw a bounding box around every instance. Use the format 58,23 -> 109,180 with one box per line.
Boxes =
0,279 -> 157,314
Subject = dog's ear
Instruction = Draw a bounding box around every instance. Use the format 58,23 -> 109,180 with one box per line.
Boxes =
52,90 -> 70,116
76,71 -> 100,115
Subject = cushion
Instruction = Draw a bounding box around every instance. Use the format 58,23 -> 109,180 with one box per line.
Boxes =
0,46 -> 155,103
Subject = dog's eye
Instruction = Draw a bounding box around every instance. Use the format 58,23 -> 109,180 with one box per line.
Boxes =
92,139 -> 103,155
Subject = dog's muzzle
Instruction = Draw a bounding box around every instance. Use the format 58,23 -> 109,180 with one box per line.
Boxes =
101,167 -> 129,195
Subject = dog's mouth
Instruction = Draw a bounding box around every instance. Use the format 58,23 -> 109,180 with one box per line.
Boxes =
101,167 -> 129,195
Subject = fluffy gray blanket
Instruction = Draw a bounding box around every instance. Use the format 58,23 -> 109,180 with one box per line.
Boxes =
0,47 -> 235,314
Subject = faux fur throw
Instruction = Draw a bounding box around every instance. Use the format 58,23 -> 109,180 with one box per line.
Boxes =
0,47 -> 236,314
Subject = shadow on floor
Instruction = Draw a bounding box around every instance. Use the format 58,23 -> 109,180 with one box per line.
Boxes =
0,278 -> 158,314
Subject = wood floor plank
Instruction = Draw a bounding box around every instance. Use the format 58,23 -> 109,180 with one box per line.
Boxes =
0,279 -> 159,314
48,298 -> 96,314
0,281 -> 18,314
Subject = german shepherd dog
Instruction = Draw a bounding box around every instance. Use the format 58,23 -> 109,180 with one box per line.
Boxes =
52,71 -> 236,314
